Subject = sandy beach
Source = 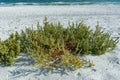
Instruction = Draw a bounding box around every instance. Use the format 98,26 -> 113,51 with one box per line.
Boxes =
0,5 -> 120,80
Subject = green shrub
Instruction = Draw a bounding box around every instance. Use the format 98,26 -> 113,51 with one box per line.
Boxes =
0,18 -> 118,70
0,33 -> 20,66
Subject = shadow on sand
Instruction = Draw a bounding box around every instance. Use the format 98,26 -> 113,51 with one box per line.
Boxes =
9,53 -> 74,79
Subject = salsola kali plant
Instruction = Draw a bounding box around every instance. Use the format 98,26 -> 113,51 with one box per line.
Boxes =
0,18 -> 118,70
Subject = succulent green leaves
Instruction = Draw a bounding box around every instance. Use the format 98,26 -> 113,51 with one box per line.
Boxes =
0,19 -> 118,70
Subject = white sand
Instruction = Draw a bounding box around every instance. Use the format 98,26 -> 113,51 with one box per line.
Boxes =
0,5 -> 120,80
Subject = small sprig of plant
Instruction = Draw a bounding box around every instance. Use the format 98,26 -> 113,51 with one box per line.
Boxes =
0,32 -> 20,66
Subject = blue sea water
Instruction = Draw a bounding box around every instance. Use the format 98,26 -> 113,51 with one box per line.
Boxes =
0,0 -> 120,5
